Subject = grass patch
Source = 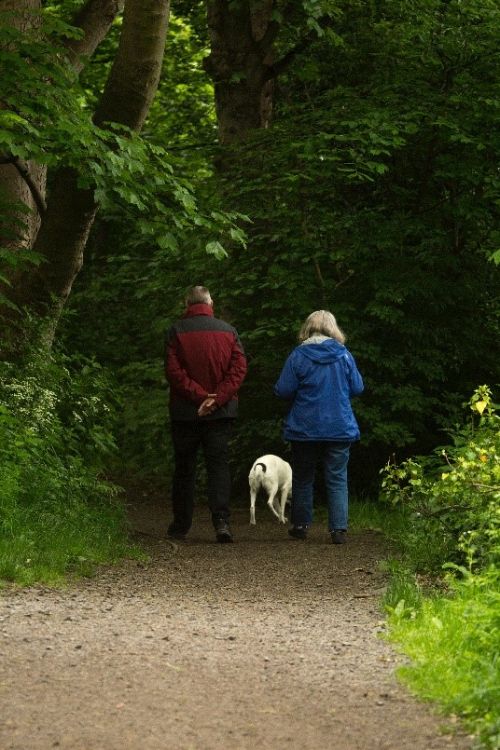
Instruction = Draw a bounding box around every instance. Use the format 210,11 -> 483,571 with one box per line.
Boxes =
386,568 -> 500,749
382,560 -> 424,614
343,497 -> 499,748
348,498 -> 405,535
310,497 -> 406,535
0,484 -> 141,586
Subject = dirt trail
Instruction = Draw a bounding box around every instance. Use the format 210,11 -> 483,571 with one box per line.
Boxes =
0,497 -> 472,750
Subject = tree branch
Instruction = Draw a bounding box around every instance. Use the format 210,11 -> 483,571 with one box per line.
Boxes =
0,155 -> 47,215
265,16 -> 334,80
422,504 -> 471,517
65,0 -> 124,73
255,1 -> 294,50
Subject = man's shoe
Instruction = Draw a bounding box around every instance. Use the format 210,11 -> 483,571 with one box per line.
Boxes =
215,520 -> 233,544
288,525 -> 308,540
331,529 -> 347,544
167,524 -> 187,541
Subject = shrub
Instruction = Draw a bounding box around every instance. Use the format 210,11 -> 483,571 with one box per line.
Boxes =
380,386 -> 499,573
0,352 -> 135,585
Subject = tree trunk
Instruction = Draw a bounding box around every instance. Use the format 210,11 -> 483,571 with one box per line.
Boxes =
204,0 -> 277,145
0,0 -> 45,250
204,1 -> 328,145
0,0 -> 123,251
94,0 -> 170,130
66,0 -> 124,73
0,0 -> 170,353
5,168 -> 98,348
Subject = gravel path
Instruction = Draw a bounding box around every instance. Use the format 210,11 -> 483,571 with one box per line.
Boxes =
0,496 -> 473,750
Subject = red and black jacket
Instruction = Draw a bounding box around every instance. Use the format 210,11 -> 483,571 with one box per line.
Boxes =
165,303 -> 247,421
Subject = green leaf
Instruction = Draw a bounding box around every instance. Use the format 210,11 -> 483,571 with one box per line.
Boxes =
205,240 -> 227,259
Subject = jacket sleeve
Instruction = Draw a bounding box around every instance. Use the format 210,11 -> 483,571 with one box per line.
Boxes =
274,352 -> 299,399
344,352 -> 364,397
213,334 -> 247,407
165,330 -> 209,404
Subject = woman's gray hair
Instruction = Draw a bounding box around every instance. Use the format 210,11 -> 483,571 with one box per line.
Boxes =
298,310 -> 346,344
185,285 -> 212,305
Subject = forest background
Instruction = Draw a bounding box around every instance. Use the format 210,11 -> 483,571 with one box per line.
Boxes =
0,0 -> 499,746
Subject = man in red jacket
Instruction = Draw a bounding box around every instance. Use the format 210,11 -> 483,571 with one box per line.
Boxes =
165,286 -> 247,543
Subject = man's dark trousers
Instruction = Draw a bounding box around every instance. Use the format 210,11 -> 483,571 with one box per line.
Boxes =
170,419 -> 233,533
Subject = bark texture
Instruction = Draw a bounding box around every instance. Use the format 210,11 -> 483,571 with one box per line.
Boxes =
94,0 -> 170,130
0,0 -> 46,249
5,169 -> 99,347
204,0 -> 278,144
65,0 -> 125,73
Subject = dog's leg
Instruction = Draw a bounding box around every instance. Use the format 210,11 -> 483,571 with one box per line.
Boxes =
250,488 -> 257,525
278,486 -> 290,524
272,494 -> 281,518
267,488 -> 282,521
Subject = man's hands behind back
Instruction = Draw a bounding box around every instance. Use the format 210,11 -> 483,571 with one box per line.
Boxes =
198,395 -> 217,417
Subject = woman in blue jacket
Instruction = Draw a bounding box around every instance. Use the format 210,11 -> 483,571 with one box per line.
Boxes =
274,310 -> 364,544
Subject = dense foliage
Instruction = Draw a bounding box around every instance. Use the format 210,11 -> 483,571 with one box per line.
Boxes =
63,0 -> 500,491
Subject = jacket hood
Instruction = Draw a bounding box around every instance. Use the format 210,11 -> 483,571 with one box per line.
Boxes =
299,337 -> 346,364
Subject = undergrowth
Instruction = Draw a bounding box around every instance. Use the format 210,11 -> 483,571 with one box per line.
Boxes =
0,351 -> 138,586
348,498 -> 405,536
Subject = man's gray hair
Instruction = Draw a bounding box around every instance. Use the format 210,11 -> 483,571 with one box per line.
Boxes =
185,286 -> 212,305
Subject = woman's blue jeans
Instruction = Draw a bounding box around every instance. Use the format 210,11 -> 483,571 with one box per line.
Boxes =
290,441 -> 351,531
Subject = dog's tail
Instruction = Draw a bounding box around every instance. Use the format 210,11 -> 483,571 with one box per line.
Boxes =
252,462 -> 267,474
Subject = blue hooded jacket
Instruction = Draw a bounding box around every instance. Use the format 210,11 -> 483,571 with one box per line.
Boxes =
274,337 -> 364,442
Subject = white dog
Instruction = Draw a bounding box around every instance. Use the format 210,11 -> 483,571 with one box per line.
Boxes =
248,454 -> 292,525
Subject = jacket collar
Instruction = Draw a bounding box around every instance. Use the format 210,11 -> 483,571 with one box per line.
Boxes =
301,335 -> 331,346
184,303 -> 214,318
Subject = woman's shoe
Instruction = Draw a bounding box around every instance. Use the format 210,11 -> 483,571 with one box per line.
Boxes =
331,529 -> 347,544
288,525 -> 308,540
